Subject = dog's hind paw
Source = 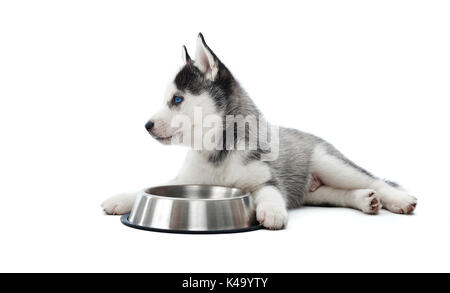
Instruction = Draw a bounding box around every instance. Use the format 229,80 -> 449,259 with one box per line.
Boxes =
101,193 -> 137,215
382,192 -> 417,214
256,203 -> 288,230
353,189 -> 381,214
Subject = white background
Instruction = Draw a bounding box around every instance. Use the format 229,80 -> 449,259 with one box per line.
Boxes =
1,0 -> 449,273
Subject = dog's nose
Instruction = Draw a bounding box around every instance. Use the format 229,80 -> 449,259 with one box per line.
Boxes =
145,120 -> 154,132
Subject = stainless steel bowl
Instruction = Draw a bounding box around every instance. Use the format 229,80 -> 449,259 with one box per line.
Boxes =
120,185 -> 261,234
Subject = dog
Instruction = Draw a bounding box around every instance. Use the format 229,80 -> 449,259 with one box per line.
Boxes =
101,33 -> 417,229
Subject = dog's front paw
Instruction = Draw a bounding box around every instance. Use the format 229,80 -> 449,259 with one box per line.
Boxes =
256,203 -> 288,230
101,193 -> 137,215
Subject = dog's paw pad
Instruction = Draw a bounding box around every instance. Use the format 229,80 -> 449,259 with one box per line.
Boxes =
354,189 -> 381,214
256,204 -> 288,230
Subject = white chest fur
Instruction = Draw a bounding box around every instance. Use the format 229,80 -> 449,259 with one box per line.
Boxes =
175,150 -> 272,192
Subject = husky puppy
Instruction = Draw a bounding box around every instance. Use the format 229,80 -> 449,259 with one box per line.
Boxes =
102,33 -> 417,229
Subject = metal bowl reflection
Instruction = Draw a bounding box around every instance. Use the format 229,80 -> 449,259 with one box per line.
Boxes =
121,185 -> 260,234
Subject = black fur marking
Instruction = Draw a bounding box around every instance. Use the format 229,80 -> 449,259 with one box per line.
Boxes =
174,64 -> 205,95
182,45 -> 191,63
246,150 -> 261,162
207,150 -> 229,165
385,179 -> 401,188
244,147 -> 271,165
173,62 -> 234,107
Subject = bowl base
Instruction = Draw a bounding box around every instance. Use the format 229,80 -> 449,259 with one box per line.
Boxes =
120,214 -> 263,234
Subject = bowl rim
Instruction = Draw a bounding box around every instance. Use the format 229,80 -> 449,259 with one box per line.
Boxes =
143,184 -> 251,201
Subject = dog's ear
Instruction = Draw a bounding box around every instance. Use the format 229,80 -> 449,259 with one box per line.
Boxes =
195,33 -> 219,80
181,45 -> 191,64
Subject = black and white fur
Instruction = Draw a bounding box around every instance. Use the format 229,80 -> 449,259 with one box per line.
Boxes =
102,34 -> 417,229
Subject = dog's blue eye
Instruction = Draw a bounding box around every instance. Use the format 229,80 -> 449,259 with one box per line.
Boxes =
173,96 -> 184,105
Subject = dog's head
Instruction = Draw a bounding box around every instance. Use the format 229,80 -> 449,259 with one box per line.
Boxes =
145,33 -> 234,148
